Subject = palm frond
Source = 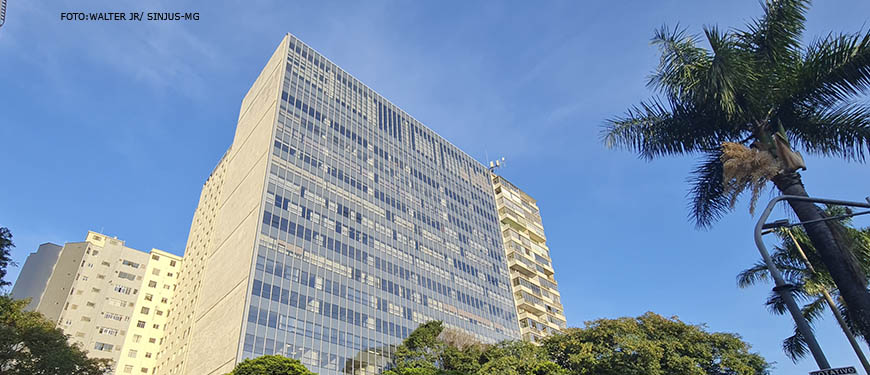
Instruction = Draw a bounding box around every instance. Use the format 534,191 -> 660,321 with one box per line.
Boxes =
739,0 -> 809,65
737,261 -> 772,288
796,30 -> 870,108
687,149 -> 733,228
704,25 -> 756,120
765,285 -> 813,315
602,99 -> 734,159
782,329 -> 809,362
801,297 -> 828,325
787,101 -> 870,161
649,25 -> 710,101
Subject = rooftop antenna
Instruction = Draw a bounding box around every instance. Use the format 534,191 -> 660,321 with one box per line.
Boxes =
488,157 -> 505,173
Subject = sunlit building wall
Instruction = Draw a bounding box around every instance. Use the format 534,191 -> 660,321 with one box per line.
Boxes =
491,175 -> 567,343
155,33 -> 521,375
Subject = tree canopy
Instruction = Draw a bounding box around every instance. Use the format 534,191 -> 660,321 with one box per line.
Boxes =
0,295 -> 111,374
225,355 -> 314,375
544,312 -> 769,375
0,227 -> 14,289
385,316 -> 768,375
0,227 -> 111,374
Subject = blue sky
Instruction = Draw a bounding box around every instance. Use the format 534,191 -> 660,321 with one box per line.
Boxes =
2,1 -> 869,373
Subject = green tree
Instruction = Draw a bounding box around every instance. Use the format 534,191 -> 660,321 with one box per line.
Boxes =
737,206 -> 870,361
385,321 -> 563,375
478,341 -> 566,375
542,312 -> 769,375
0,295 -> 111,374
602,0 -> 870,341
226,355 -> 314,375
0,227 -> 15,288
385,321 -> 447,375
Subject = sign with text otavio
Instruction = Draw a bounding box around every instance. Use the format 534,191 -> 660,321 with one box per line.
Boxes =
809,367 -> 857,375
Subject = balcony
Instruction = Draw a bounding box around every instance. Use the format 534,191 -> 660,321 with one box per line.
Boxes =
516,295 -> 546,315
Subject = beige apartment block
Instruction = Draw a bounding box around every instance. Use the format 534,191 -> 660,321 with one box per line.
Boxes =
491,174 -> 567,343
11,231 -> 182,373
53,232 -> 151,367
116,249 -> 182,375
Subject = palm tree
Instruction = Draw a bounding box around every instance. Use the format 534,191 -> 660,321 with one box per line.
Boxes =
602,0 -> 870,341
737,207 -> 870,366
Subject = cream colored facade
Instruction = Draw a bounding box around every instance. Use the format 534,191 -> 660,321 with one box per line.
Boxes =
155,35 -> 287,375
53,232 -> 151,367
116,249 -> 182,375
12,231 -> 182,373
155,149 -> 229,375
491,175 -> 567,343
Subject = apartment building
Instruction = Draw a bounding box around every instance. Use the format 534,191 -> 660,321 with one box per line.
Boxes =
10,242 -> 63,311
11,231 -> 181,373
155,33 -> 521,375
116,249 -> 183,375
491,174 -> 567,343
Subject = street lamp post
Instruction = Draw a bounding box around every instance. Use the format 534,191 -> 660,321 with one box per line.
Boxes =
754,195 -> 870,371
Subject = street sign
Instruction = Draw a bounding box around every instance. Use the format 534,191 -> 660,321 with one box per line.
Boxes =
809,367 -> 857,375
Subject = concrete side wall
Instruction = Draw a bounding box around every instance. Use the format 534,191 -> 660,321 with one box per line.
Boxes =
11,243 -> 63,311
184,35 -> 288,375
36,242 -> 89,323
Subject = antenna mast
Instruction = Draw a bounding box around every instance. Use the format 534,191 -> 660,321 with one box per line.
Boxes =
488,157 -> 505,173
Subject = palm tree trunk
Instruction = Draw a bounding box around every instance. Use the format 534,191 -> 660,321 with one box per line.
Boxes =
772,172 -> 870,345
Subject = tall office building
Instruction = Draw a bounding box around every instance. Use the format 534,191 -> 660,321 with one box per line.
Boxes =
155,34 -> 521,375
491,175 -> 566,343
10,231 -> 182,373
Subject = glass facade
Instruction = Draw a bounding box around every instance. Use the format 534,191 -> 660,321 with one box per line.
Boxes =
240,35 -> 520,374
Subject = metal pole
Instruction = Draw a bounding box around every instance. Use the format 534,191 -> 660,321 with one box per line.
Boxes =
755,195 -> 870,369
785,229 -> 870,374
757,197 -> 829,369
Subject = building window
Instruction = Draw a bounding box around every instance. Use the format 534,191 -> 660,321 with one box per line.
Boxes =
123,365 -> 133,373
152,324 -> 159,329
122,260 -> 140,269
132,334 -> 142,343
170,260 -> 177,267
152,254 -> 160,261
141,307 -> 150,314
148,281 -> 157,288
94,342 -> 113,352
149,338 -> 157,344
152,268 -> 160,276
128,349 -> 137,358
137,320 -> 146,328
144,294 -> 153,301
114,285 -> 133,295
